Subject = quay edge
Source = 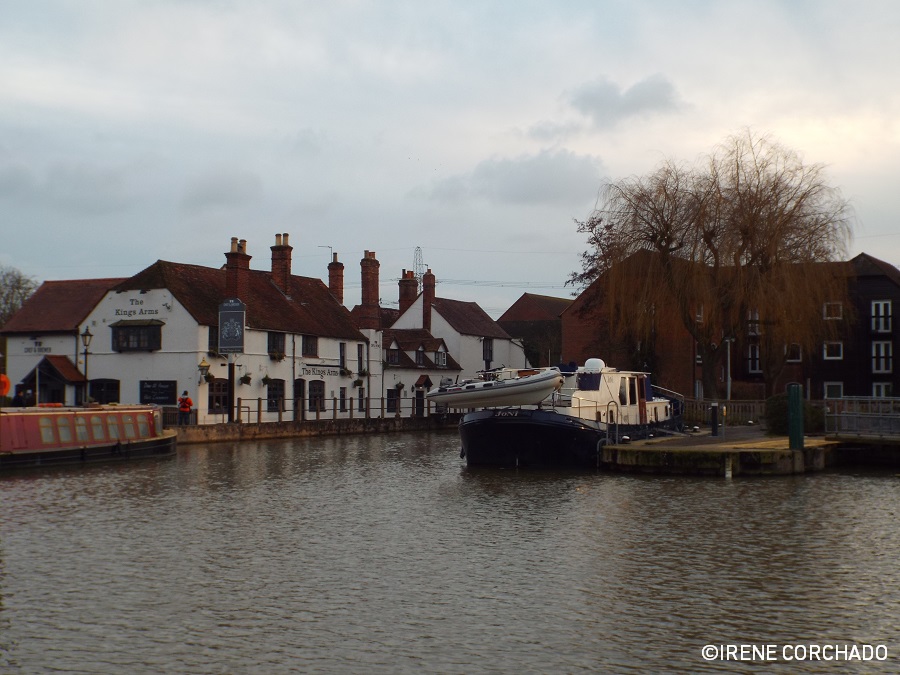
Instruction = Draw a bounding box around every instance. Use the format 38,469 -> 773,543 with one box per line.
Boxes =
172,414 -> 463,445
601,441 -> 836,477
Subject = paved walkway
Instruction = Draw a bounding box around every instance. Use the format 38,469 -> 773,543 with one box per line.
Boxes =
648,424 -> 770,448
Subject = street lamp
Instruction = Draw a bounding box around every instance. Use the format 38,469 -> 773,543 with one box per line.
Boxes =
723,337 -> 735,401
80,327 -> 93,405
198,357 -> 211,384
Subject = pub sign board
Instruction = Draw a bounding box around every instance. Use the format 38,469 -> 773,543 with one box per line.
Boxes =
140,380 -> 177,405
218,298 -> 246,354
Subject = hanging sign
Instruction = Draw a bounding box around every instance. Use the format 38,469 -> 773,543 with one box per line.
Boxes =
218,298 -> 246,354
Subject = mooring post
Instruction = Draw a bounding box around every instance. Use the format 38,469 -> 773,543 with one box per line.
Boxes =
711,401 -> 719,437
788,383 -> 804,450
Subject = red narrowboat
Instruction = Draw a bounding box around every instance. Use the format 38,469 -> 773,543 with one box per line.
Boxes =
0,404 -> 177,471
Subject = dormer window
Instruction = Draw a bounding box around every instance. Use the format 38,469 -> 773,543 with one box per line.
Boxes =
434,351 -> 447,366
387,348 -> 400,364
416,347 -> 425,365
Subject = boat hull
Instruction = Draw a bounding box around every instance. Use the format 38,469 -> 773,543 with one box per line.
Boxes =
460,407 -> 682,469
426,369 -> 563,409
0,431 -> 177,471
0,405 -> 177,472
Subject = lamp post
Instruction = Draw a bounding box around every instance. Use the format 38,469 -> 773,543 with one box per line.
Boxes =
80,327 -> 93,405
724,337 -> 735,401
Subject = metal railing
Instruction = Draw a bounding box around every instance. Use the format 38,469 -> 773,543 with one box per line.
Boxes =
825,397 -> 900,438
683,399 -> 766,426
179,395 -> 442,426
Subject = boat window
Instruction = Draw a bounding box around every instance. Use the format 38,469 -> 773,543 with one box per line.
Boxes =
629,378 -> 638,406
57,417 -> 73,443
137,414 -> 150,437
107,416 -> 121,440
619,379 -> 627,406
91,415 -> 106,441
123,414 -> 137,439
75,416 -> 89,442
39,417 -> 56,444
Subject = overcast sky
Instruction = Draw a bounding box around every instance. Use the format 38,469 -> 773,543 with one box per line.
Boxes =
3,0 -> 899,317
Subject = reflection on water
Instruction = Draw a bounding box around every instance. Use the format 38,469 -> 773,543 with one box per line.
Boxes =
1,432 -> 898,673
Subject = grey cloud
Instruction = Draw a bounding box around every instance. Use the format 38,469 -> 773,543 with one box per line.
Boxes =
181,169 -> 263,214
568,74 -> 680,128
285,128 -> 327,157
0,162 -> 136,215
0,165 -> 36,198
526,120 -> 583,143
426,149 -> 602,205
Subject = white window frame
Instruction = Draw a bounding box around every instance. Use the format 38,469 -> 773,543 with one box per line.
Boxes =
747,308 -> 760,335
823,302 -> 843,320
823,382 -> 844,399
871,300 -> 892,333
434,351 -> 447,366
872,341 -> 893,373
747,344 -> 761,374
823,341 -> 843,360
873,382 -> 893,398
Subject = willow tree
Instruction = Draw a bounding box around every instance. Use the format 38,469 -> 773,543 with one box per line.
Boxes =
571,130 -> 853,398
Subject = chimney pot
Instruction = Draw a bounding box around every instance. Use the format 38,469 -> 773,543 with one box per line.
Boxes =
328,252 -> 345,304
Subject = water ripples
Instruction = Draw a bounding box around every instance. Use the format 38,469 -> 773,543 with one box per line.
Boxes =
1,433 -> 898,673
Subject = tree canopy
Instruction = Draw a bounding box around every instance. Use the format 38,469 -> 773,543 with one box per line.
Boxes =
0,264 -> 39,328
571,130 -> 853,397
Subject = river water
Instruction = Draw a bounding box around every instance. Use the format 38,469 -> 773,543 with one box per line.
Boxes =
1,431 -> 898,674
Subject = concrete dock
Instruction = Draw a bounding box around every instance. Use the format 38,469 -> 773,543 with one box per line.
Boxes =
603,425 -> 838,476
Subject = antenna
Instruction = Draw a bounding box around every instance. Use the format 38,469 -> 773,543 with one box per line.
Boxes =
414,246 -> 425,292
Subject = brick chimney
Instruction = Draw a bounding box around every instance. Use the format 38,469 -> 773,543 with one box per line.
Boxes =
225,237 -> 252,301
398,269 -> 418,315
423,268 -> 435,332
358,250 -> 381,329
328,252 -> 344,304
270,232 -> 293,294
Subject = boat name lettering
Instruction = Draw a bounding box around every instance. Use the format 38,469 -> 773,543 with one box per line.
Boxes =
494,410 -> 520,417
302,367 -> 340,377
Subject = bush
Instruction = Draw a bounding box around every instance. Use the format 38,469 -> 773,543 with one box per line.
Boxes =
765,393 -> 825,435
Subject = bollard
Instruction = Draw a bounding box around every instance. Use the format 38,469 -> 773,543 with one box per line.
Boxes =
711,402 -> 719,437
788,383 -> 804,450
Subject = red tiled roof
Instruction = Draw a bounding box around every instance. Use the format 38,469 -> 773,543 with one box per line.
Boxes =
432,297 -> 511,339
349,305 -> 399,330
849,253 -> 900,286
1,278 -> 126,334
498,293 -> 573,322
115,261 -> 364,340
43,355 -> 86,383
382,328 -> 462,371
